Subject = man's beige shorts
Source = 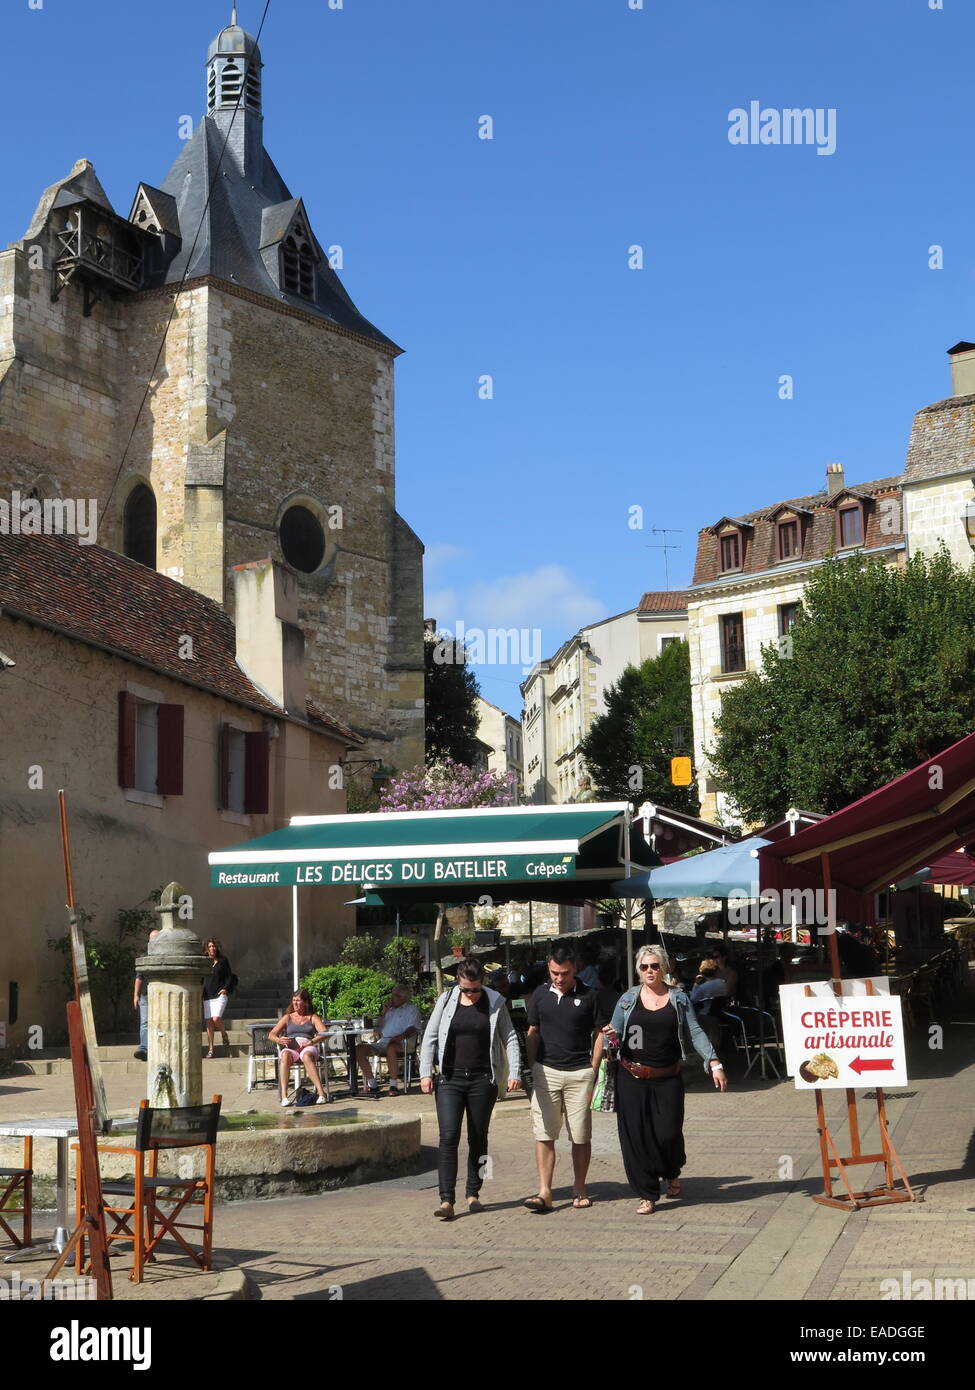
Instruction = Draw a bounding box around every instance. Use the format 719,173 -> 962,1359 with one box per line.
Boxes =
530,1064 -> 596,1144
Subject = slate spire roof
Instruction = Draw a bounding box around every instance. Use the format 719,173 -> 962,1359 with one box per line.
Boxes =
140,19 -> 398,350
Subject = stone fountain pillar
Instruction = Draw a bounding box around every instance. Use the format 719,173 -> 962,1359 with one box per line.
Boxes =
136,882 -> 208,1107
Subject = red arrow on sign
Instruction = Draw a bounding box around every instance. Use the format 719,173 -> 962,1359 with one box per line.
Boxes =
849,1056 -> 895,1075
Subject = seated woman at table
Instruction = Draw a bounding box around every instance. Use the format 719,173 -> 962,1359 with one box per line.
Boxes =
268,989 -> 329,1106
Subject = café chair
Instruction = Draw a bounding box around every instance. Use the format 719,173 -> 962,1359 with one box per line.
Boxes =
75,1096 -> 221,1283
0,1138 -> 32,1248
246,1025 -> 278,1092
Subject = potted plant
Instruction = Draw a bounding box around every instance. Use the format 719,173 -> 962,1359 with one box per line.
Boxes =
474,910 -> 501,948
447,929 -> 472,957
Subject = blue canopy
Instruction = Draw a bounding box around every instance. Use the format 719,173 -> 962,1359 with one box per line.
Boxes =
613,836 -> 772,900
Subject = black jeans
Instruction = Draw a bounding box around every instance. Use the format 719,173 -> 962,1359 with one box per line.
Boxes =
435,1070 -> 498,1203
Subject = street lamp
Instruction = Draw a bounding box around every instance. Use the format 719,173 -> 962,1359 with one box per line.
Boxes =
964,496 -> 975,548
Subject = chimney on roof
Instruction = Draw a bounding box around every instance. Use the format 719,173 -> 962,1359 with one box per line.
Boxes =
233,559 -> 307,716
826,462 -> 845,498
947,342 -> 975,397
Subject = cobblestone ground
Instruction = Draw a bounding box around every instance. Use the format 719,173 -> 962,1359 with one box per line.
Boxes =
2,968 -> 973,1302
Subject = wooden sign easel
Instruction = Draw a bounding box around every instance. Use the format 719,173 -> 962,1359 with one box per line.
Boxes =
44,792 -> 112,1299
809,852 -> 915,1212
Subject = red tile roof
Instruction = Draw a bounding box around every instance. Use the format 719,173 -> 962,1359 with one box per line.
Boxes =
0,532 -> 284,716
306,700 -> 363,745
638,591 -> 688,613
691,477 -> 903,586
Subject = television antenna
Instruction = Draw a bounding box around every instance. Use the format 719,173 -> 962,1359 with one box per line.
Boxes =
646,528 -> 683,589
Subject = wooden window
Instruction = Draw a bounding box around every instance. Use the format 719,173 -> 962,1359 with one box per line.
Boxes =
838,505 -> 862,547
720,613 -> 745,673
778,603 -> 800,636
220,725 -> 270,815
719,532 -> 741,572
777,520 -> 799,560
118,693 -> 183,795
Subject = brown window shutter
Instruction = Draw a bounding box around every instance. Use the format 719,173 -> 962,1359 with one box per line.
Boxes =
244,731 -> 270,815
118,691 -> 137,788
157,704 -> 184,796
219,723 -> 233,810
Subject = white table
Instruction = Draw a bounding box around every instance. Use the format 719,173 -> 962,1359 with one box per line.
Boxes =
0,1116 -> 78,1258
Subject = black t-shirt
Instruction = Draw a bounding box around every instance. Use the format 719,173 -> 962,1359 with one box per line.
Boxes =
527,980 -> 599,1070
621,997 -> 680,1068
443,993 -> 491,1073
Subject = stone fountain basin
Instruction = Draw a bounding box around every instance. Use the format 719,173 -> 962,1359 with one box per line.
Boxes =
5,1112 -> 422,1204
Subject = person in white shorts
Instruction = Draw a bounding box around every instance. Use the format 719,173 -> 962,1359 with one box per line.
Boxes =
523,947 -> 604,1213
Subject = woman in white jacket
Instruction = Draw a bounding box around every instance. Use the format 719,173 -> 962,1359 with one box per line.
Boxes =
420,956 -> 523,1221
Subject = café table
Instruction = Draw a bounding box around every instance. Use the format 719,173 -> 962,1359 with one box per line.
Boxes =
324,1025 -> 376,1095
0,1115 -> 78,1259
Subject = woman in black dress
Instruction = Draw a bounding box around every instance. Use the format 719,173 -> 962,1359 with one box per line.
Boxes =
603,945 -> 727,1215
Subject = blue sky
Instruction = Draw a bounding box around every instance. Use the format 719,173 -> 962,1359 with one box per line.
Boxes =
3,0 -> 970,715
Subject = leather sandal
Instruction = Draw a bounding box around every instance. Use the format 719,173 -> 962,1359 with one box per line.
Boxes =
636,1199 -> 656,1215
523,1195 -> 554,1213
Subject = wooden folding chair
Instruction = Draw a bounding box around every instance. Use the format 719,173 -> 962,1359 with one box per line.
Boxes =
76,1096 -> 221,1283
0,1139 -> 32,1248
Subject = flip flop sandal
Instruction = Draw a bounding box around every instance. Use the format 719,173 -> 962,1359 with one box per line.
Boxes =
636,1199 -> 656,1215
572,1195 -> 593,1208
523,1196 -> 554,1214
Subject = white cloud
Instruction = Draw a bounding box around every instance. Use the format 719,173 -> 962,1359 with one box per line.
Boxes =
465,565 -> 605,631
425,560 -> 605,659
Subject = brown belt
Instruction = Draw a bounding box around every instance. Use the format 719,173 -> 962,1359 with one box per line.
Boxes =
619,1059 -> 681,1080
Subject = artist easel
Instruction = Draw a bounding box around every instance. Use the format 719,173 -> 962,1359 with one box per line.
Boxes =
809,852 -> 915,1212
44,792 -> 112,1299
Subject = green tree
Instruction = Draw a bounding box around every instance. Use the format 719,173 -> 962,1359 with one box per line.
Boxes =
710,548 -> 975,823
580,641 -> 700,814
424,629 -> 481,766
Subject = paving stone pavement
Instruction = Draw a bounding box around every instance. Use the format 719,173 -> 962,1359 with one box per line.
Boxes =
3,968 -> 974,1301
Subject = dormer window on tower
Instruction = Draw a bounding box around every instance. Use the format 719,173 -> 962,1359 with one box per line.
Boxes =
280,218 -> 316,300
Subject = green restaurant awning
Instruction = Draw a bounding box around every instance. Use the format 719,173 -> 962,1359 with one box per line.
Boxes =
209,802 -> 654,899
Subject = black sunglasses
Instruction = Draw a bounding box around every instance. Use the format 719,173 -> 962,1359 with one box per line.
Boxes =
639,961 -> 662,971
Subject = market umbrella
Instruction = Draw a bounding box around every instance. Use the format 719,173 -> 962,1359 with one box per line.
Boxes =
613,836 -> 777,1079
612,836 -> 771,900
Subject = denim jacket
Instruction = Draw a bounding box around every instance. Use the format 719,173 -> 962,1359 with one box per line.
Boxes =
420,986 -> 522,1089
609,986 -> 718,1074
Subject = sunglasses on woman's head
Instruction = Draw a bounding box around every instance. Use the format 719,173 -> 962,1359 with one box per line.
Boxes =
639,962 -> 662,971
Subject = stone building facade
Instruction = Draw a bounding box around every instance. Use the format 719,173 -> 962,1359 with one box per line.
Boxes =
0,535 -> 354,1044
689,342 -> 975,822
521,594 -> 688,804
474,697 -> 523,793
0,15 -> 424,773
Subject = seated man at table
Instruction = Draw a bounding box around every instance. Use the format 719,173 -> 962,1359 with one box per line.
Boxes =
356,984 -> 421,1096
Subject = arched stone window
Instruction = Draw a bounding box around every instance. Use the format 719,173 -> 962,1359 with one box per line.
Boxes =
123,483 -> 157,569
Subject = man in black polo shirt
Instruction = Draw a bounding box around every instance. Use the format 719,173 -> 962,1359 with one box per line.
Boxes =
523,946 -> 601,1212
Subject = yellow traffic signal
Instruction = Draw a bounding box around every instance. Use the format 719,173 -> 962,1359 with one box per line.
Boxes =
670,756 -> 692,786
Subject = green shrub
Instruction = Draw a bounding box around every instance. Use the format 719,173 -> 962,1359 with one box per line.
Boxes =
381,938 -> 419,990
301,965 -> 396,1020
338,934 -> 383,970
412,978 -> 441,1015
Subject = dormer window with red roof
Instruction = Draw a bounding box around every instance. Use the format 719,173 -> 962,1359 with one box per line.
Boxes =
837,503 -> 863,548
777,519 -> 799,561
719,531 -> 742,573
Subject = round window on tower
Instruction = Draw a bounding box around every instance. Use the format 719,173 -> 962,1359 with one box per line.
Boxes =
279,504 -> 326,574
